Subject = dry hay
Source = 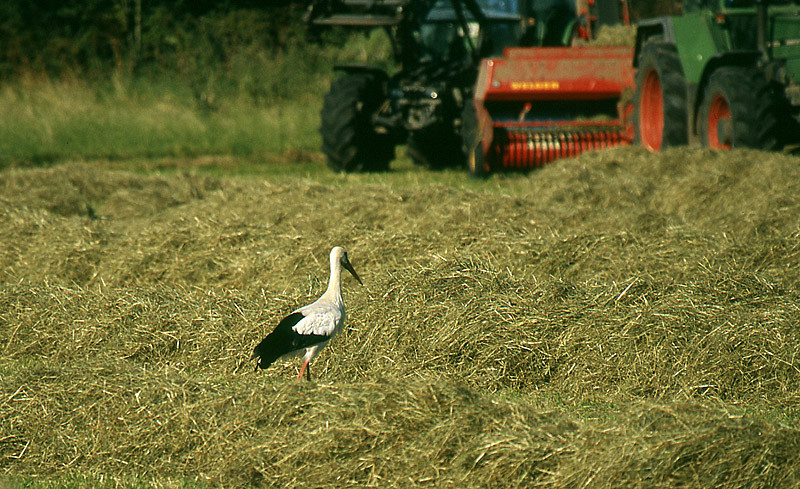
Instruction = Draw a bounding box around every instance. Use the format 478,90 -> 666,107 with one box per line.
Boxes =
2,358 -> 799,488
580,24 -> 636,47
2,147 -> 800,487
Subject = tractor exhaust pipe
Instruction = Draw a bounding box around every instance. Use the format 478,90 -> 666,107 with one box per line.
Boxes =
756,0 -> 768,61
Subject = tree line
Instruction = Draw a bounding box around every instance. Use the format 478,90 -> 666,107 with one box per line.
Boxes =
0,0 -> 675,77
0,0 -> 308,76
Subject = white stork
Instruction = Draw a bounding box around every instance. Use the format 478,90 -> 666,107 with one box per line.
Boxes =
251,246 -> 362,381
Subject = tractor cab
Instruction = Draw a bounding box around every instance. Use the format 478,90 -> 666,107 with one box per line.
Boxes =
519,0 -> 629,47
520,0 -> 577,46
685,0 -> 800,10
413,0 -> 523,64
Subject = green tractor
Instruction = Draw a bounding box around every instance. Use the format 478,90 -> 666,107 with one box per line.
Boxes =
633,0 -> 800,151
306,0 -> 630,173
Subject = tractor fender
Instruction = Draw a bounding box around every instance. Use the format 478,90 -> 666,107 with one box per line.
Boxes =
633,17 -> 676,67
690,50 -> 762,131
332,64 -> 390,83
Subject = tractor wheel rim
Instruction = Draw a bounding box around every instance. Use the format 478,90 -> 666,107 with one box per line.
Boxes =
639,69 -> 664,151
707,95 -> 732,150
469,145 -> 485,174
468,147 -> 477,172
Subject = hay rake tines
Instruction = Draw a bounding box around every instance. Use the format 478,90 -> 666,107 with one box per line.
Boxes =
495,128 -> 626,169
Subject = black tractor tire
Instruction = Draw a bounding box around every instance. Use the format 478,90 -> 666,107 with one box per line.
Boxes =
633,41 -> 689,151
698,66 -> 779,151
407,130 -> 464,170
320,73 -> 394,172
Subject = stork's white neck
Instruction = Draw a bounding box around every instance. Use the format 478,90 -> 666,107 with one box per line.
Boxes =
322,253 -> 343,303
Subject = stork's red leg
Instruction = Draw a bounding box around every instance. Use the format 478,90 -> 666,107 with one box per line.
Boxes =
297,360 -> 309,381
306,364 -> 312,381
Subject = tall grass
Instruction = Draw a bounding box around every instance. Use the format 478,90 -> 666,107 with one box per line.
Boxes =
0,78 -> 319,164
0,30 -> 393,166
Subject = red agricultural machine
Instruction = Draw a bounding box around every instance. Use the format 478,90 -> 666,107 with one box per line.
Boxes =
307,0 -> 635,175
465,42 -> 634,175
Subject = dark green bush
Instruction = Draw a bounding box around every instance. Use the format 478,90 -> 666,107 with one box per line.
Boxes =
0,0 -> 676,80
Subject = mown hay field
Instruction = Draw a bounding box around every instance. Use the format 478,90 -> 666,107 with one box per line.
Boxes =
2,147 -> 800,488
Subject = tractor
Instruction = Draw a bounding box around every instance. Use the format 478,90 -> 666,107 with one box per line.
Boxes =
307,0 -> 634,173
633,0 -> 800,151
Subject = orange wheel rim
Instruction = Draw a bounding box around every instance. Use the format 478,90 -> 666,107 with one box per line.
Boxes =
639,69 -> 664,151
707,94 -> 732,150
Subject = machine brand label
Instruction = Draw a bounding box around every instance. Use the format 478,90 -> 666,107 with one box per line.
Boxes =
510,81 -> 560,91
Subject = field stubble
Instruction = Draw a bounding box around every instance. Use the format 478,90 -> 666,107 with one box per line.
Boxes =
1,147 -> 800,487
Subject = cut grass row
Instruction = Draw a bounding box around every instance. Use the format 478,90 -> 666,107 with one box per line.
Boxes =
2,148 -> 800,487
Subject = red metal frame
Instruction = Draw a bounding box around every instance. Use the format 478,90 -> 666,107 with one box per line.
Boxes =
473,46 -> 635,171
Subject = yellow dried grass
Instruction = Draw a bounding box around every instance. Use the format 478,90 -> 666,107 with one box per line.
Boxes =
2,147 -> 800,487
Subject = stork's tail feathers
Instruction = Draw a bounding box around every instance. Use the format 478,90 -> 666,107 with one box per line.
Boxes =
251,328 -> 290,372
252,312 -> 330,374
251,341 -> 280,371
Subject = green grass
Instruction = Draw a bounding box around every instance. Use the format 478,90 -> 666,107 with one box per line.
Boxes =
4,473 -> 189,489
0,28 -> 395,168
0,77 -> 323,166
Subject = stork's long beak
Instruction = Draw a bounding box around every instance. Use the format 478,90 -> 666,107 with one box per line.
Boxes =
343,261 -> 363,285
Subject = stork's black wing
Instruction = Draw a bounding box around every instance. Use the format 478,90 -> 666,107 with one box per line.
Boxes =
251,312 -> 329,370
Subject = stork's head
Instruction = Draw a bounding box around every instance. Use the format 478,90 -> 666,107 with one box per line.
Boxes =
331,246 -> 363,285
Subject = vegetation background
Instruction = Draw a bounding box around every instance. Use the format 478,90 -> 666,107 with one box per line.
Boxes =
0,0 -> 677,77
0,0 -> 677,167
4,1 -> 800,489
